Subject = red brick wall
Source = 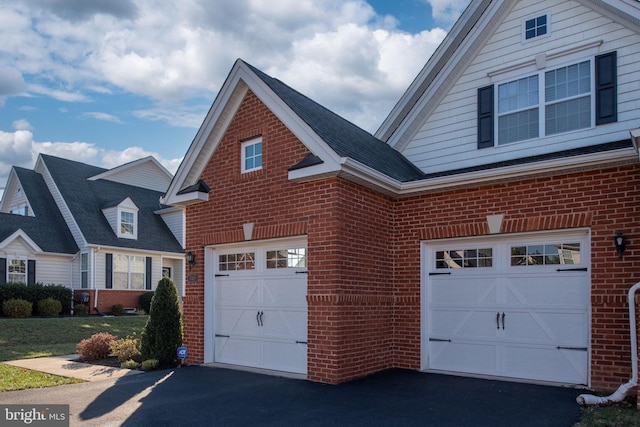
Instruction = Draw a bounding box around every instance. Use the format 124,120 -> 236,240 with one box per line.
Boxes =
394,164 -> 640,391
73,289 -> 147,314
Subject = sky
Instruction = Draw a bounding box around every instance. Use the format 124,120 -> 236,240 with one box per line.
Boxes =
0,0 -> 471,196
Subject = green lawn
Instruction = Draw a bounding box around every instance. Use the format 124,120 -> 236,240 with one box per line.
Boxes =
0,315 -> 148,362
0,364 -> 82,392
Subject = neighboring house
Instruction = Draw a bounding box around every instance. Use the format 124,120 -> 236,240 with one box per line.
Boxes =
0,154 -> 186,313
161,0 -> 640,401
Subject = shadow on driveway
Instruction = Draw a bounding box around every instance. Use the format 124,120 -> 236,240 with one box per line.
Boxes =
81,367 -> 582,426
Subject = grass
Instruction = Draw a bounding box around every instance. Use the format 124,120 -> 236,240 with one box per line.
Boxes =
0,315 -> 148,362
575,397 -> 640,427
0,315 -> 148,392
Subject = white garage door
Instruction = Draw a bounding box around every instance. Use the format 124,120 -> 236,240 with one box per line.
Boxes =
424,231 -> 589,385
213,240 -> 307,374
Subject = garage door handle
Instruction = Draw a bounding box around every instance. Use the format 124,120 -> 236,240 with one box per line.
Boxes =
215,334 -> 230,338
556,268 -> 587,272
256,311 -> 263,327
501,312 -> 505,330
496,312 -> 500,329
259,311 -> 264,326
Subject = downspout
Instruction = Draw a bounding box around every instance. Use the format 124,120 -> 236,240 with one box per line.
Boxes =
92,248 -> 99,315
577,282 -> 640,405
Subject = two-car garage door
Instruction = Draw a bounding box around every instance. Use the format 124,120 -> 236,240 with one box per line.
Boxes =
424,231 -> 590,385
211,239 -> 307,375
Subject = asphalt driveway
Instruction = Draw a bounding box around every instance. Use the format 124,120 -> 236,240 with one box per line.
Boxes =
1,366 -> 583,426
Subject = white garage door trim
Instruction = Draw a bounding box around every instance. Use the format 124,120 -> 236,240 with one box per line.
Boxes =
421,229 -> 591,386
203,237 -> 307,375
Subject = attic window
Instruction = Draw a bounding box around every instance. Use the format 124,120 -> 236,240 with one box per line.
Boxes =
524,15 -> 548,40
241,138 -> 262,173
119,209 -> 138,239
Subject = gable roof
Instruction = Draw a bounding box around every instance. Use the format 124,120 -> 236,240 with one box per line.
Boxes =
0,167 -> 78,254
39,154 -> 183,253
88,156 -> 173,192
162,59 -> 425,204
376,0 -> 640,148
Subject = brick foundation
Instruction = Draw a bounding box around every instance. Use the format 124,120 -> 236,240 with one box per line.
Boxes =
73,289 -> 149,315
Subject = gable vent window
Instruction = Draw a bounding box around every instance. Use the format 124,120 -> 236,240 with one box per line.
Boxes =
525,15 -> 547,40
241,138 -> 263,173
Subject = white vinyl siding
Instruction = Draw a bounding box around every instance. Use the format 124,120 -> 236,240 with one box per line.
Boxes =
89,160 -> 172,192
160,209 -> 185,246
401,0 -> 640,174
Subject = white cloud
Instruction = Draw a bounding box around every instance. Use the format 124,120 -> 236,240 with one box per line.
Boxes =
82,112 -> 123,124
12,119 -> 33,131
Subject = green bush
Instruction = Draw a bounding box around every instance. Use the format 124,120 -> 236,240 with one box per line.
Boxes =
74,304 -> 88,315
111,304 -> 124,315
76,332 -> 117,361
2,298 -> 32,318
139,291 -> 154,314
0,283 -> 72,315
120,360 -> 140,369
37,298 -> 62,316
109,334 -> 142,363
140,359 -> 159,371
141,277 -> 183,365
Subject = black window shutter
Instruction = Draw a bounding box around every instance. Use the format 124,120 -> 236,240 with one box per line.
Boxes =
145,257 -> 152,290
0,258 -> 6,283
477,85 -> 494,148
106,254 -> 113,289
595,51 -> 617,125
27,260 -> 36,285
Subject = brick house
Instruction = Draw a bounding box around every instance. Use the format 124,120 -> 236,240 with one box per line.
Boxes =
162,0 -> 640,400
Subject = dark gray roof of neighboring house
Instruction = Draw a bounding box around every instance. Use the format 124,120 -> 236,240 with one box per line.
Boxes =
0,168 -> 78,254
40,154 -> 184,253
244,61 -> 426,183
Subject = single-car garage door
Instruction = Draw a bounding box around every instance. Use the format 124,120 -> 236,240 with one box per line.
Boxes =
212,239 -> 307,374
424,231 -> 589,385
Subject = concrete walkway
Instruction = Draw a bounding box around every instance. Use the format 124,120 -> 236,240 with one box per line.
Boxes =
4,354 -> 142,382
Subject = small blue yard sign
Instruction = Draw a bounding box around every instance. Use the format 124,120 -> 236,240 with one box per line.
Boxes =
177,346 -> 188,360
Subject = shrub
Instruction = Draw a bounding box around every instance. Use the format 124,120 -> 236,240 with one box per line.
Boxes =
111,304 -> 124,315
141,277 -> 183,365
109,334 -> 142,363
76,332 -> 117,361
74,304 -> 88,315
120,360 -> 140,370
0,283 -> 72,315
139,291 -> 154,314
2,298 -> 32,318
140,359 -> 159,371
37,298 -> 62,316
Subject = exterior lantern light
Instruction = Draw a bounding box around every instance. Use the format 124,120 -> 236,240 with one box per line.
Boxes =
614,232 -> 627,259
186,251 -> 196,268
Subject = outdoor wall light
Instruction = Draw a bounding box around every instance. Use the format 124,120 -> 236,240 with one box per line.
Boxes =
614,232 -> 627,259
186,251 -> 196,268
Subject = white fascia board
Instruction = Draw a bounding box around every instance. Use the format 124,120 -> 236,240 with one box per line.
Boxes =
154,205 -> 185,215
86,243 -> 184,257
89,156 -> 172,182
0,229 -> 43,253
165,191 -> 209,207
397,147 -> 638,196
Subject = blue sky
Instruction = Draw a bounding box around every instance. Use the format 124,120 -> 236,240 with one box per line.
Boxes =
0,0 -> 470,195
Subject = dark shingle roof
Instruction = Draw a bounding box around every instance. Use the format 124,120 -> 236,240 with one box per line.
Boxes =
40,154 -> 183,253
0,168 -> 78,254
244,61 -> 426,182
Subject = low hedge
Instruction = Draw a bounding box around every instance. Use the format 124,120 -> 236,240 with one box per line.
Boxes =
0,283 -> 72,316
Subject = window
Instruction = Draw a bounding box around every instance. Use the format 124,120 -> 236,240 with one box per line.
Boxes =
219,252 -> 255,271
478,52 -> 616,148
113,255 -> 145,289
241,138 -> 262,173
10,205 -> 28,216
267,248 -> 307,269
81,253 -> 89,288
436,248 -> 493,269
511,242 -> 581,266
525,15 -> 547,40
7,259 -> 26,283
120,210 -> 135,237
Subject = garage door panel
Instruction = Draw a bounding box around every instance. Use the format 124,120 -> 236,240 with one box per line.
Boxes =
430,309 -> 499,339
263,341 -> 307,374
261,309 -> 307,339
431,278 -> 498,306
262,277 -> 307,307
430,341 -> 498,375
503,345 -> 587,384
502,311 -> 588,344
216,279 -> 260,305
215,336 -> 262,367
504,275 -> 588,308
215,308 -> 264,337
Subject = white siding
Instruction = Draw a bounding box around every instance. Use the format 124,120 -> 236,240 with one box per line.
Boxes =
35,255 -> 73,286
402,0 -> 640,174
102,206 -> 118,235
96,161 -> 171,192
160,209 -> 185,247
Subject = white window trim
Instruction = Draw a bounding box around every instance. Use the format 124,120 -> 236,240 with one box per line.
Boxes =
494,55 -> 595,146
118,208 -> 138,239
521,12 -> 551,44
241,137 -> 263,173
7,258 -> 27,284
81,252 -> 89,288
